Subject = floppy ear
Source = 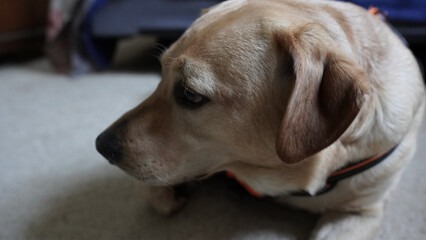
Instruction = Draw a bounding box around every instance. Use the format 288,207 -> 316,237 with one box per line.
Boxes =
274,24 -> 369,164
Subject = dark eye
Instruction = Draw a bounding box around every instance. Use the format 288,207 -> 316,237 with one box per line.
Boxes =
174,81 -> 210,108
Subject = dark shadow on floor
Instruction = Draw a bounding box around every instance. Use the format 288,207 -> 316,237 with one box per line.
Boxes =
25,173 -> 318,240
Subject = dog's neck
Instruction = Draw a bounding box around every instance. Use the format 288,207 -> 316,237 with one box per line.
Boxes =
226,144 -> 399,198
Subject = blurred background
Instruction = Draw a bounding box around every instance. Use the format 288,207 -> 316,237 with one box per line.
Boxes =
0,1 -> 425,240
1,0 -> 425,73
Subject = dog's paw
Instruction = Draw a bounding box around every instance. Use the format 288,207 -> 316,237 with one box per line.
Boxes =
140,185 -> 188,215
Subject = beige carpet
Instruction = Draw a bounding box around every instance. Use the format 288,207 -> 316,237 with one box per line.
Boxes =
0,58 -> 425,240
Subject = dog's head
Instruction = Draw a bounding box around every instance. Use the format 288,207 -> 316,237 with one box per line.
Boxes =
96,0 -> 368,185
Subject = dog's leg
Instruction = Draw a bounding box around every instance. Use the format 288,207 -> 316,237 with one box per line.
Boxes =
309,205 -> 384,240
140,184 -> 190,215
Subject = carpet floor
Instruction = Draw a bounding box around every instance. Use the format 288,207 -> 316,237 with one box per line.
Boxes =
1,58 -> 425,240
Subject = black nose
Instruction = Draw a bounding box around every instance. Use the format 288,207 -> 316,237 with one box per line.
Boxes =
96,131 -> 122,165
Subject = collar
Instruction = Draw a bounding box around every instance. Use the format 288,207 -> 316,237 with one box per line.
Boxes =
226,145 -> 399,198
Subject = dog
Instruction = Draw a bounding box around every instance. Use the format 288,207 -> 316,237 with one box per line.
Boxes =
96,0 -> 425,239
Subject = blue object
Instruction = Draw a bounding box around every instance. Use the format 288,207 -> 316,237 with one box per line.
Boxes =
91,0 -> 222,37
82,0 -> 111,69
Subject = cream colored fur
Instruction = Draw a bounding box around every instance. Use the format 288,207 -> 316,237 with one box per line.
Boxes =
98,0 -> 425,239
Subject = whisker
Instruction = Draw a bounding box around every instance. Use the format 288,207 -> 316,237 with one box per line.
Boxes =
152,43 -> 169,60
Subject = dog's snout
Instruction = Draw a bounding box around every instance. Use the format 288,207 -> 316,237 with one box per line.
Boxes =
96,131 -> 122,165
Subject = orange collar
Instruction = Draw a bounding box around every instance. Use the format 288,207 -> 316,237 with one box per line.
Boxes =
227,145 -> 398,198
226,171 -> 264,198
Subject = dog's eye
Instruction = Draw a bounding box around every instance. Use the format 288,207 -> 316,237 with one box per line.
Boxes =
174,82 -> 209,108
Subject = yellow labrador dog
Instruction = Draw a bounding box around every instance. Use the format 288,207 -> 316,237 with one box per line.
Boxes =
96,0 -> 425,239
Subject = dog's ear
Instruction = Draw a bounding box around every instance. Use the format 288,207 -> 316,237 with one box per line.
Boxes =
274,23 -> 369,164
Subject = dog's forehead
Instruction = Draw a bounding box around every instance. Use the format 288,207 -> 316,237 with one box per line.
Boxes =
163,5 -> 272,72
164,1 -> 279,56
163,0 -> 303,62
159,0 -> 303,99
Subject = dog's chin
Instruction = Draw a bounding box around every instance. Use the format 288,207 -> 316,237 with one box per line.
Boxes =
118,165 -> 209,186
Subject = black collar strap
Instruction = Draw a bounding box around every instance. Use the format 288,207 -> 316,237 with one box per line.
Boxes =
290,144 -> 399,197
226,145 -> 399,198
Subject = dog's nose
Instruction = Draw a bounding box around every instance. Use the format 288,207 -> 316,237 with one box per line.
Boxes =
96,131 -> 122,165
